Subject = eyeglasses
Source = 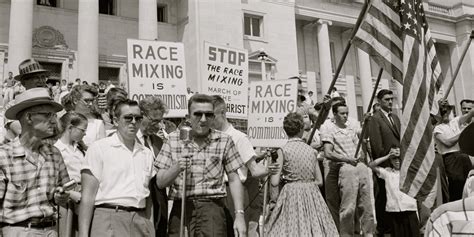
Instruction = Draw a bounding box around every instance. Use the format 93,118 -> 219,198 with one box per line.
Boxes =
122,114 -> 143,123
74,126 -> 87,133
193,112 -> 215,119
143,111 -> 162,124
27,112 -> 57,120
80,98 -> 95,105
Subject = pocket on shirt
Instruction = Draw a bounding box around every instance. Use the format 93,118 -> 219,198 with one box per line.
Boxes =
205,155 -> 223,178
5,180 -> 28,204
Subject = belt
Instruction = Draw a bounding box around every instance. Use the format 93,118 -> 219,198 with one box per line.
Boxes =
95,204 -> 145,212
0,217 -> 56,229
175,197 -> 225,206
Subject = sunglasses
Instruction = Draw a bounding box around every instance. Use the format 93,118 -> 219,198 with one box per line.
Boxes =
27,112 -> 57,119
193,112 -> 215,119
122,114 -> 143,123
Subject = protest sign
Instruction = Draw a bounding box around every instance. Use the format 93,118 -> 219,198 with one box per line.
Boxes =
202,42 -> 248,119
127,39 -> 188,117
248,79 -> 298,147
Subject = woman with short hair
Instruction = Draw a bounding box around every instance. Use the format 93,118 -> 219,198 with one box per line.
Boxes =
265,112 -> 338,236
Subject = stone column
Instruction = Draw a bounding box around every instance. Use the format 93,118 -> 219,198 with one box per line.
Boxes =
357,49 -> 373,111
77,0 -> 99,83
139,0 -> 158,40
316,19 -> 333,95
303,22 -> 317,102
7,0 -> 34,75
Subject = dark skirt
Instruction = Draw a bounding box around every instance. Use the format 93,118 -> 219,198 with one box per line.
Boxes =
388,211 -> 420,237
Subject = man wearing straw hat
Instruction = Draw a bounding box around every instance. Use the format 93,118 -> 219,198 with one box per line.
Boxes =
0,88 -> 71,237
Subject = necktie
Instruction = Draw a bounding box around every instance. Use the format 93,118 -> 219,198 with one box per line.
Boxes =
388,113 -> 395,127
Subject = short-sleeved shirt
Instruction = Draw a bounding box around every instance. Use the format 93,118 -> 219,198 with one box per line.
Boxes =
223,125 -> 255,182
155,129 -> 244,200
54,140 -> 84,183
434,117 -> 462,155
375,167 -> 417,212
0,142 -> 70,223
82,133 -> 156,208
321,120 -> 359,162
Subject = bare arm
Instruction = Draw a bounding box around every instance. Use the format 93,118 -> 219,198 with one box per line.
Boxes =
78,170 -> 99,237
313,151 -> 323,186
323,142 -> 353,164
156,163 -> 181,189
228,171 -> 247,236
435,133 -> 460,147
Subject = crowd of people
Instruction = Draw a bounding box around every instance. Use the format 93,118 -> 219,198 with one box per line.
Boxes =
0,58 -> 473,237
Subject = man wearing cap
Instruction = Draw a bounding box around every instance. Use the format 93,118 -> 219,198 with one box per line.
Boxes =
0,88 -> 71,237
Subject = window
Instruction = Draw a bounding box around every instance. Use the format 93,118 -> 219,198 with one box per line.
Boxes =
99,0 -> 115,15
40,62 -> 62,81
157,4 -> 167,23
99,67 -> 120,85
37,0 -> 57,7
244,14 -> 262,37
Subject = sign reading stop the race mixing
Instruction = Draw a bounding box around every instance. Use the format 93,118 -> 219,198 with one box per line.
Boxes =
248,80 -> 298,148
127,39 -> 188,117
202,42 -> 248,119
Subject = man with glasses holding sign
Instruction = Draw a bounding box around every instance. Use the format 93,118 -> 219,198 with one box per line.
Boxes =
155,94 -> 247,237
79,99 -> 156,237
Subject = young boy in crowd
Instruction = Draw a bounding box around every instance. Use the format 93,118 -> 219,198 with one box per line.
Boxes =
369,148 -> 420,237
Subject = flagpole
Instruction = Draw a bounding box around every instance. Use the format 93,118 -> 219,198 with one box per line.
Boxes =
442,30 -> 474,100
354,67 -> 383,161
307,0 -> 372,145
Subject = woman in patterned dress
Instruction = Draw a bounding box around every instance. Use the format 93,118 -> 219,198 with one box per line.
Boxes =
266,112 -> 339,237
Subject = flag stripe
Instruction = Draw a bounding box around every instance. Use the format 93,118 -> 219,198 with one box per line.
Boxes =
359,21 -> 403,59
354,0 -> 443,201
352,38 -> 404,80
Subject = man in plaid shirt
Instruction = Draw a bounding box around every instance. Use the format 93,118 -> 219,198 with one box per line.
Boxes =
155,94 -> 247,237
322,103 -> 375,236
0,88 -> 70,237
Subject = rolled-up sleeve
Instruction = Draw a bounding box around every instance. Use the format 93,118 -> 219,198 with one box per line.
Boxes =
154,140 -> 174,171
223,139 -> 245,174
82,143 -> 103,180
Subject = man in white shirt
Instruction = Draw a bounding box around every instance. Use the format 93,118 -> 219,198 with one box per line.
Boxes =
79,99 -> 156,237
434,103 -> 474,201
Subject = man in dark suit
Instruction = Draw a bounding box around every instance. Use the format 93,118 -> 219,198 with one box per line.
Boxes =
138,96 -> 169,237
368,89 -> 400,237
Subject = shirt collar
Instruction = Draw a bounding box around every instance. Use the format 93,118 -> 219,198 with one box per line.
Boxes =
110,133 -> 145,151
381,108 -> 391,118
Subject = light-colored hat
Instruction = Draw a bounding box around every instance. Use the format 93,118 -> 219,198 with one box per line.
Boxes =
5,88 -> 62,120
14,58 -> 50,81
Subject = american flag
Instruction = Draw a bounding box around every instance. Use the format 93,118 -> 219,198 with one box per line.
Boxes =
353,0 -> 443,200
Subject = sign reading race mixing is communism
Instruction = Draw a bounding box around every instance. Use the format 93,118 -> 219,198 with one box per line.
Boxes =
127,39 -> 188,117
248,79 -> 298,147
202,42 -> 248,119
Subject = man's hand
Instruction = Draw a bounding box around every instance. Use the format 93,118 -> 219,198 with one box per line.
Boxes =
176,156 -> 191,172
53,187 -> 70,206
345,158 -> 358,166
233,214 -> 247,237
